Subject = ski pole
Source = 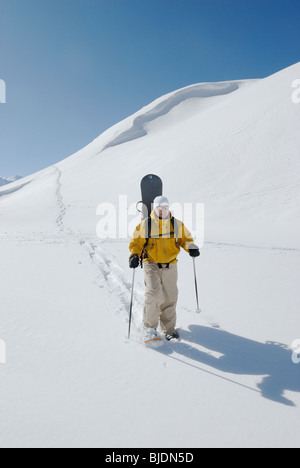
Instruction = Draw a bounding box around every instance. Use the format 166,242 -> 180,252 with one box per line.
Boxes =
128,268 -> 136,339
193,257 -> 201,313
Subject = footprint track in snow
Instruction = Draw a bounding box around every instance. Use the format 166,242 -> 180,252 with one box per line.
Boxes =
53,166 -> 66,232
51,166 -> 143,331
79,240 -> 144,327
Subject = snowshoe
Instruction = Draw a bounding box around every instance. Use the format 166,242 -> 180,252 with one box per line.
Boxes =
142,327 -> 163,346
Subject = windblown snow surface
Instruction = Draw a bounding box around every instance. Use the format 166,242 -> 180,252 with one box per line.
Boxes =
0,63 -> 300,448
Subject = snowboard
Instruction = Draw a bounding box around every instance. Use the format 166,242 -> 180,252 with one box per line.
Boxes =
140,174 -> 163,220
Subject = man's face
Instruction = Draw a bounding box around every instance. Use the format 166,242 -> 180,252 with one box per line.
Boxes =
155,205 -> 170,219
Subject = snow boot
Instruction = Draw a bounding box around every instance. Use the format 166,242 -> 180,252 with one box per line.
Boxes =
165,330 -> 180,342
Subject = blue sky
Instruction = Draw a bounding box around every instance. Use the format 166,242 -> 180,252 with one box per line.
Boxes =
0,0 -> 299,177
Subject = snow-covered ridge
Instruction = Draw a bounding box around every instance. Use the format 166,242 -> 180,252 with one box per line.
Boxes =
0,175 -> 23,186
103,80 -> 252,150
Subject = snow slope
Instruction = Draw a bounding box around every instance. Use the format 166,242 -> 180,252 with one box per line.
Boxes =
0,63 -> 300,448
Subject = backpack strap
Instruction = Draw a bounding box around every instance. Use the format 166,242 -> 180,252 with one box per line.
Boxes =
145,216 -> 152,248
171,216 -> 179,243
140,217 -> 152,268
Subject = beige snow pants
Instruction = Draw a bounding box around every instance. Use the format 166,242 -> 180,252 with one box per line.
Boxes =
143,261 -> 179,335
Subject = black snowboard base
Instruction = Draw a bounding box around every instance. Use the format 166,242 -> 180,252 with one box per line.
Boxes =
137,174 -> 163,220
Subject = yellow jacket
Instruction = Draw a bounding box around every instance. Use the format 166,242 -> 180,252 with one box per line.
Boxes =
129,211 -> 194,264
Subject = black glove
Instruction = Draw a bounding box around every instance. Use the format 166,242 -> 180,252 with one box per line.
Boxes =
189,244 -> 200,258
129,254 -> 140,269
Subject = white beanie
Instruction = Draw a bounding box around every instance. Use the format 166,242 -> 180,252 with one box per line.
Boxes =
153,196 -> 170,209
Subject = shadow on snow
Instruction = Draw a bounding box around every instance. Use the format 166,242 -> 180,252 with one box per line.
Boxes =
157,325 -> 300,407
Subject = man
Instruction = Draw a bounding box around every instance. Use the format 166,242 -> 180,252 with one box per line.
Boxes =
129,196 -> 200,342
